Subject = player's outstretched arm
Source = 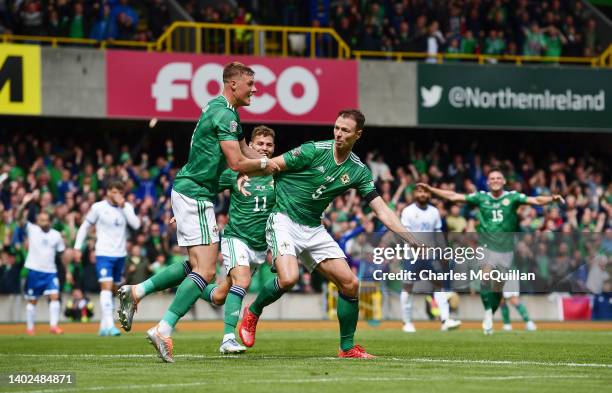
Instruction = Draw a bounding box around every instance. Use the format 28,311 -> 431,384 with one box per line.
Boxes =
220,140 -> 279,175
16,192 -> 36,227
369,196 -> 422,248
237,156 -> 287,196
417,183 -> 466,203
526,194 -> 565,206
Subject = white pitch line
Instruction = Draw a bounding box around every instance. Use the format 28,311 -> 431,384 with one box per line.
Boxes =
3,353 -> 612,369
404,358 -> 612,369
7,375 -> 594,393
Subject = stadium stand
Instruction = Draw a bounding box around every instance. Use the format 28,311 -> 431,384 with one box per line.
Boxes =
0,129 -> 609,296
1,0 -> 608,57
1,0 -> 170,41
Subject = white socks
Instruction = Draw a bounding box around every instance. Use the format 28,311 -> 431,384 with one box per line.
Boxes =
134,284 -> 146,300
400,291 -> 413,324
157,320 -> 173,337
49,300 -> 60,328
26,303 -> 36,331
100,290 -> 114,330
434,292 -> 450,322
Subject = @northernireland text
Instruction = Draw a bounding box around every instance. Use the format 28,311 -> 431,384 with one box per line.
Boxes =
371,269 -> 536,282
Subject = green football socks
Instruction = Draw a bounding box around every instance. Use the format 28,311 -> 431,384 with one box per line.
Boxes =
142,260 -> 191,296
249,277 -> 284,316
516,303 -> 531,322
162,272 -> 207,328
501,303 -> 511,324
224,286 -> 247,334
200,283 -> 219,304
338,293 -> 359,352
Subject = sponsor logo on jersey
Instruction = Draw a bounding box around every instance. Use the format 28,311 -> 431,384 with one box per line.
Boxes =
340,173 -> 350,184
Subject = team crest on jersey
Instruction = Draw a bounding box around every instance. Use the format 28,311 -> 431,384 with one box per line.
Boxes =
502,198 -> 510,206
230,120 -> 238,133
340,173 -> 350,184
291,147 -> 302,157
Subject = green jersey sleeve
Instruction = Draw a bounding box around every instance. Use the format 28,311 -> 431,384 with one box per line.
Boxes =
282,142 -> 317,171
218,168 -> 236,192
214,109 -> 243,141
465,192 -> 483,205
512,192 -> 529,206
356,168 -> 376,198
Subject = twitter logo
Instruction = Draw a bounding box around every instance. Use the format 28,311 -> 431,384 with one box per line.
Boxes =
421,85 -> 443,108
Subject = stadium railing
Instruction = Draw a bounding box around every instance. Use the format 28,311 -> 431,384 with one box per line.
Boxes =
352,50 -> 605,67
2,21 -> 611,67
154,21 -> 351,59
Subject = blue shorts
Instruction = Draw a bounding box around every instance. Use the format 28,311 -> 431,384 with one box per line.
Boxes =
96,256 -> 126,284
25,270 -> 60,300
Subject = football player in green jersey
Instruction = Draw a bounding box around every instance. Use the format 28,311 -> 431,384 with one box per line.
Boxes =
200,125 -> 277,354
238,109 -> 421,358
418,169 -> 563,335
117,62 -> 280,363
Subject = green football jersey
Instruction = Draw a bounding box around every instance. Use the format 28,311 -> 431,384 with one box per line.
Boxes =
274,140 -> 376,227
219,169 -> 275,251
465,190 -> 528,252
173,96 -> 243,201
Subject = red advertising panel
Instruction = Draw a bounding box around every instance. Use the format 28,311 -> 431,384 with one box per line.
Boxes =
106,50 -> 358,124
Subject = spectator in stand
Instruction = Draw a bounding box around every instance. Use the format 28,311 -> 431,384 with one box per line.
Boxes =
20,0 -> 44,36
523,22 -> 547,56
426,20 -> 445,63
460,30 -> 478,55
484,29 -> 506,56
68,1 -> 88,39
147,0 -> 170,39
90,3 -> 113,40
543,26 -> 567,57
110,0 -> 138,40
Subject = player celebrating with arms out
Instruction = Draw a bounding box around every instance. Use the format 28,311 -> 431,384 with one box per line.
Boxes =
17,192 -> 70,335
418,169 -> 563,335
238,109 -> 421,358
74,179 -> 141,336
117,62 -> 279,363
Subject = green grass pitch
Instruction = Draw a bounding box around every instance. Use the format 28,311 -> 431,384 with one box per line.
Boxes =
0,329 -> 611,393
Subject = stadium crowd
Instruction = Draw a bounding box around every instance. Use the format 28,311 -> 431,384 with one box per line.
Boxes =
0,0 -> 170,41
1,0 -> 605,57
0,132 -> 610,298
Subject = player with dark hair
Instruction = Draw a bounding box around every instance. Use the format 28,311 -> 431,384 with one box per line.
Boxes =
238,109 -> 421,358
418,169 -> 563,334
17,192 -> 70,335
